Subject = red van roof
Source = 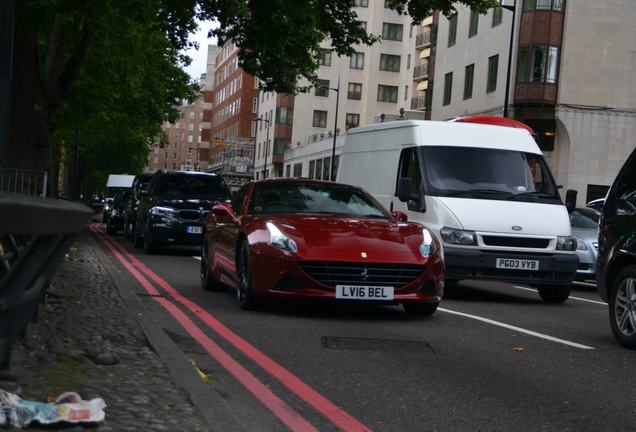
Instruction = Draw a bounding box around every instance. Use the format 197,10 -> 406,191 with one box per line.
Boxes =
449,116 -> 535,135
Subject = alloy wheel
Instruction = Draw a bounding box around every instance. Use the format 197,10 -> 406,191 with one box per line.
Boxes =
614,277 -> 636,336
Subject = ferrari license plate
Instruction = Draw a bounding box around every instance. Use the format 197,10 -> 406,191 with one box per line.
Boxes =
186,226 -> 203,234
495,258 -> 539,271
336,285 -> 394,300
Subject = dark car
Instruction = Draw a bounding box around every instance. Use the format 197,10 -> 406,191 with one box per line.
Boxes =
105,190 -> 132,235
123,173 -> 153,239
134,171 -> 232,253
597,148 -> 636,348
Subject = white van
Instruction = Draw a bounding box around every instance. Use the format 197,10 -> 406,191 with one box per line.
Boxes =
338,120 -> 579,303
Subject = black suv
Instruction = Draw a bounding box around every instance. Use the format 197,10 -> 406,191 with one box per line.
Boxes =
135,171 -> 232,253
105,189 -> 132,235
123,173 -> 153,239
598,148 -> 636,348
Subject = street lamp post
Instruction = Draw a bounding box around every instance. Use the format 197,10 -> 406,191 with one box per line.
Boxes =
502,0 -> 517,118
318,76 -> 340,181
0,0 -> 16,168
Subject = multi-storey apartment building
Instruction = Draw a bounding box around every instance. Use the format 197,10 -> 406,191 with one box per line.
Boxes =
255,0 -> 417,179
411,13 -> 438,117
430,0 -> 636,204
146,96 -> 206,173
198,45 -> 220,171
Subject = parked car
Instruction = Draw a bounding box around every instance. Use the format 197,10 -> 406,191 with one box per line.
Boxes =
123,173 -> 153,239
135,171 -> 232,253
597,148 -> 636,348
338,120 -> 579,303
103,174 -> 135,220
570,209 -> 599,281
587,198 -> 605,210
201,179 -> 444,315
105,189 -> 132,235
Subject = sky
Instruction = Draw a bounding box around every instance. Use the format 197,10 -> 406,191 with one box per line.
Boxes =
182,20 -> 219,81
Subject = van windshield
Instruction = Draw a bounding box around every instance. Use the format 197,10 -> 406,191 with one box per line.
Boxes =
418,146 -> 560,203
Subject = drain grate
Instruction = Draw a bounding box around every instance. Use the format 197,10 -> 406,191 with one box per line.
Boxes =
321,336 -> 435,354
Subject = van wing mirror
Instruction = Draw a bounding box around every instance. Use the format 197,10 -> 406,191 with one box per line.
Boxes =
397,177 -> 426,213
565,189 -> 578,213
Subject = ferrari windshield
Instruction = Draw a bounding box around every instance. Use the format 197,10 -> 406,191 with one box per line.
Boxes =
418,146 -> 561,203
248,182 -> 390,218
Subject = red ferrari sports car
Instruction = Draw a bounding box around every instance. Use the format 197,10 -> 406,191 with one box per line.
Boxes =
201,179 -> 444,315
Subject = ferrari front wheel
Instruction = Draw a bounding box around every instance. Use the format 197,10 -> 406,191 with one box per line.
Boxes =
237,240 -> 257,310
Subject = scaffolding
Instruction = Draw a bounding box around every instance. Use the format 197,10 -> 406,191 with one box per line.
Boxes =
206,138 -> 254,191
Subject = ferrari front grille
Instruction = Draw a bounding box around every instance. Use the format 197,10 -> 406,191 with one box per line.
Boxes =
299,261 -> 425,288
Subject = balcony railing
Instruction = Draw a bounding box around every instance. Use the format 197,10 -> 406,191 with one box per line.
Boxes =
415,30 -> 431,49
411,96 -> 427,110
413,63 -> 429,81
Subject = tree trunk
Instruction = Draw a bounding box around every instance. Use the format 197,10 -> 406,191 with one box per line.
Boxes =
9,2 -> 55,193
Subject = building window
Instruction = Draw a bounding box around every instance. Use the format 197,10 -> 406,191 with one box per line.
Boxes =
308,160 -> 315,179
313,110 -> 328,128
320,49 -> 332,66
350,52 -> 365,70
379,54 -> 401,72
163,161 -> 168,169
377,84 -> 398,103
348,82 -> 363,100
345,113 -> 360,130
443,72 -> 453,106
382,23 -> 403,41
252,97 -> 258,113
276,107 -> 294,124
516,46 -> 560,84
314,159 -> 323,180
173,152 -> 177,159
487,55 -> 499,93
355,0 -> 368,7
469,9 -> 479,38
293,163 -> 303,178
524,0 -> 563,11
407,54 -> 411,69
315,79 -> 330,97
492,6 -> 503,27
322,157 -> 331,180
404,84 -> 408,100
448,14 -> 458,47
464,64 -> 474,100
188,135 -> 193,143
187,147 -> 193,154
331,155 -> 339,181
285,165 -> 291,177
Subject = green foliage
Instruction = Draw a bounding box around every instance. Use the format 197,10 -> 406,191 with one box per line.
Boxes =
198,0 -> 499,93
50,0 -> 199,194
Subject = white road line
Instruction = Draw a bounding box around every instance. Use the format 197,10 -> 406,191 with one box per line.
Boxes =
193,256 -> 201,261
437,307 -> 595,350
512,285 -> 607,306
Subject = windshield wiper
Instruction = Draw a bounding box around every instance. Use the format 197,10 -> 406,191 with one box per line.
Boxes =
444,189 -> 514,198
506,191 -> 556,200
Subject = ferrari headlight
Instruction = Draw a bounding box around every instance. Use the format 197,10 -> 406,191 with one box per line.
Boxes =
150,206 -> 176,217
440,227 -> 477,246
419,228 -> 436,257
266,222 -> 298,253
556,236 -> 577,251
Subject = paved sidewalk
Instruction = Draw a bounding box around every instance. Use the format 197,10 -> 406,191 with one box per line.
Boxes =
2,232 -> 213,431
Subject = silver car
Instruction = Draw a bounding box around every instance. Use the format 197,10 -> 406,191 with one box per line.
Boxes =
570,208 -> 600,281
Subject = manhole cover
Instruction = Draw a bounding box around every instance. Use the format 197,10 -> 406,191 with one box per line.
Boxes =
321,336 -> 435,354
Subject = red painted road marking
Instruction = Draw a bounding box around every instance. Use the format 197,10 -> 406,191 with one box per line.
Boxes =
94,224 -> 372,432
92,226 -> 318,432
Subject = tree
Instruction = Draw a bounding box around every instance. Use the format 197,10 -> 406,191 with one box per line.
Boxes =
9,0 -> 497,194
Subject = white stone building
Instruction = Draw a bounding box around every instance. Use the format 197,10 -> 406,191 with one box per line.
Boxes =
429,0 -> 636,205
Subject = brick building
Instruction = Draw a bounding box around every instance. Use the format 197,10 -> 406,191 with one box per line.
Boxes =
146,96 -> 206,173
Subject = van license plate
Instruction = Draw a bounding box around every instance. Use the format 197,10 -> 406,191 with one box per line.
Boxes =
186,226 -> 202,234
336,285 -> 394,300
496,258 -> 539,271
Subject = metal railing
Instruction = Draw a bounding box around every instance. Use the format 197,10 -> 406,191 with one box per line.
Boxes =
411,96 -> 427,110
413,63 -> 429,80
415,30 -> 431,48
0,168 -> 48,197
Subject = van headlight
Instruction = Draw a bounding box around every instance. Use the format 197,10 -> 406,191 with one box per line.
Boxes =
266,222 -> 298,253
556,236 -> 577,251
440,227 -> 477,246
419,228 -> 436,257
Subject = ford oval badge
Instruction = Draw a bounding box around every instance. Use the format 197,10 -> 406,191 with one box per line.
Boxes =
512,225 -> 522,231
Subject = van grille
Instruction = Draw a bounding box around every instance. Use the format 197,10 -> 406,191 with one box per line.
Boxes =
299,261 -> 425,288
482,236 -> 550,249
